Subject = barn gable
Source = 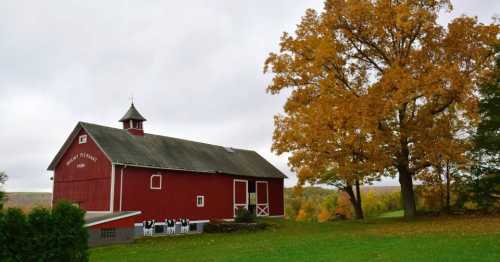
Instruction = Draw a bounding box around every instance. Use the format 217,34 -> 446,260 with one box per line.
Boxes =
48,122 -> 286,179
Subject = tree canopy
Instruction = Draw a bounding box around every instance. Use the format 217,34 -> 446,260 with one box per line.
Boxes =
265,0 -> 499,218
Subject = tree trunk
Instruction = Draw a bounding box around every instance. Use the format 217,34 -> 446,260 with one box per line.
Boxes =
397,123 -> 417,219
345,181 -> 364,219
445,161 -> 451,212
399,168 -> 417,218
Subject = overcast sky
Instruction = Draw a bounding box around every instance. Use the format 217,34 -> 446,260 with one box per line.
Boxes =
1,1 -> 499,192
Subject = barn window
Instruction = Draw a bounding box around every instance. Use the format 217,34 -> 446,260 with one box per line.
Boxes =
100,228 -> 116,239
78,135 -> 87,144
150,174 -> 162,190
196,195 -> 204,207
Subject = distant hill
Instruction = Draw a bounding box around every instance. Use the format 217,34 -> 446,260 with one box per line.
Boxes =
4,192 -> 52,211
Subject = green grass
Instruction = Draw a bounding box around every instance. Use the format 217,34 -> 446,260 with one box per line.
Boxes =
379,210 -> 404,218
90,215 -> 500,262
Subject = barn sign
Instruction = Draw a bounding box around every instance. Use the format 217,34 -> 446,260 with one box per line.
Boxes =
65,152 -> 98,167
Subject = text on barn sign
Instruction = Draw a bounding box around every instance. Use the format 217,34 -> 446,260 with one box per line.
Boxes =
66,152 -> 98,166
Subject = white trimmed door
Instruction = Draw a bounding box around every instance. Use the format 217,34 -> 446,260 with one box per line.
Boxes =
256,181 -> 269,216
233,179 -> 248,217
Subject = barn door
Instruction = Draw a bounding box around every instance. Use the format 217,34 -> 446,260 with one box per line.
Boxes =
256,181 -> 269,216
233,179 -> 248,217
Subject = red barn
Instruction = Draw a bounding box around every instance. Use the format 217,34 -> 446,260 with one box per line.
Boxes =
47,103 -> 286,242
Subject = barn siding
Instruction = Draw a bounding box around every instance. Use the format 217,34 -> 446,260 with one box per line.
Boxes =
119,167 -> 284,222
120,167 -> 234,221
267,178 -> 285,216
89,215 -> 137,229
53,129 -> 111,211
113,167 -> 122,212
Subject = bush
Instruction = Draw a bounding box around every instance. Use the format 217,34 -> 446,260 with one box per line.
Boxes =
0,191 -> 5,210
362,190 -> 402,217
204,221 -> 268,233
1,208 -> 31,261
234,208 -> 256,223
28,207 -> 56,261
0,201 -> 88,262
52,202 -> 88,261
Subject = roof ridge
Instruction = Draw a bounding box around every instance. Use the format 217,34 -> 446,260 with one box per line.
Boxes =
79,121 -> 256,153
145,132 -> 255,153
50,121 -> 286,178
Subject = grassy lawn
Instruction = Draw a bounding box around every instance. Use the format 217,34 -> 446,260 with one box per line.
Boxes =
378,210 -> 404,218
90,215 -> 500,262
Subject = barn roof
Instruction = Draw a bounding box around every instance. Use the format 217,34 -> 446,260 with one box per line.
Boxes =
119,103 -> 146,122
85,211 -> 141,227
47,122 -> 286,179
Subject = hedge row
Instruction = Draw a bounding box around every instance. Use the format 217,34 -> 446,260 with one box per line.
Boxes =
0,201 -> 88,262
204,221 -> 268,233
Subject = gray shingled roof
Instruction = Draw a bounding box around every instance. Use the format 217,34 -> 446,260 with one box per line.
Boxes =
48,122 -> 286,179
119,103 -> 146,122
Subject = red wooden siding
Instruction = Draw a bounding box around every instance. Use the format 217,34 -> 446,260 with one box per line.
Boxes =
53,129 -> 111,211
126,128 -> 144,136
117,167 -> 284,222
267,178 -> 284,216
113,167 -> 122,212
119,167 -> 235,221
257,182 -> 268,204
89,215 -> 137,229
234,181 -> 247,204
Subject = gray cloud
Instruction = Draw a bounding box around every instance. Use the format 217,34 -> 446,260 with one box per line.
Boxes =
1,0 -> 498,191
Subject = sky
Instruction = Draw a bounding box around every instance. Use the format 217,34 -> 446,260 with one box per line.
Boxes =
1,0 -> 499,192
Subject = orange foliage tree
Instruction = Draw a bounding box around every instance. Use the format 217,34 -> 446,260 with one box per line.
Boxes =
264,0 -> 499,218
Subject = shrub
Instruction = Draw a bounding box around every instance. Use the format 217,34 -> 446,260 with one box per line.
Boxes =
0,202 -> 88,262
28,207 -> 56,261
204,221 -> 267,233
1,208 -> 31,261
234,208 -> 256,223
0,191 -> 5,210
52,201 -> 88,261
362,190 -> 402,217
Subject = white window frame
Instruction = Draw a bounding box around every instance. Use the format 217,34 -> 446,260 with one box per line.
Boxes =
78,135 -> 87,144
196,195 -> 205,207
150,174 -> 162,190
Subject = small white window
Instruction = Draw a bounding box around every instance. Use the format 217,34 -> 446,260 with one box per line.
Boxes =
150,174 -> 162,190
78,135 -> 87,144
196,195 -> 204,207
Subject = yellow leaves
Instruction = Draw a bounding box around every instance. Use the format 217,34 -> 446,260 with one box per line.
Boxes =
265,0 -> 500,190
317,208 -> 332,222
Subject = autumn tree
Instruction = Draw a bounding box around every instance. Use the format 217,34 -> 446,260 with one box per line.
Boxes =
265,0 -> 499,218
